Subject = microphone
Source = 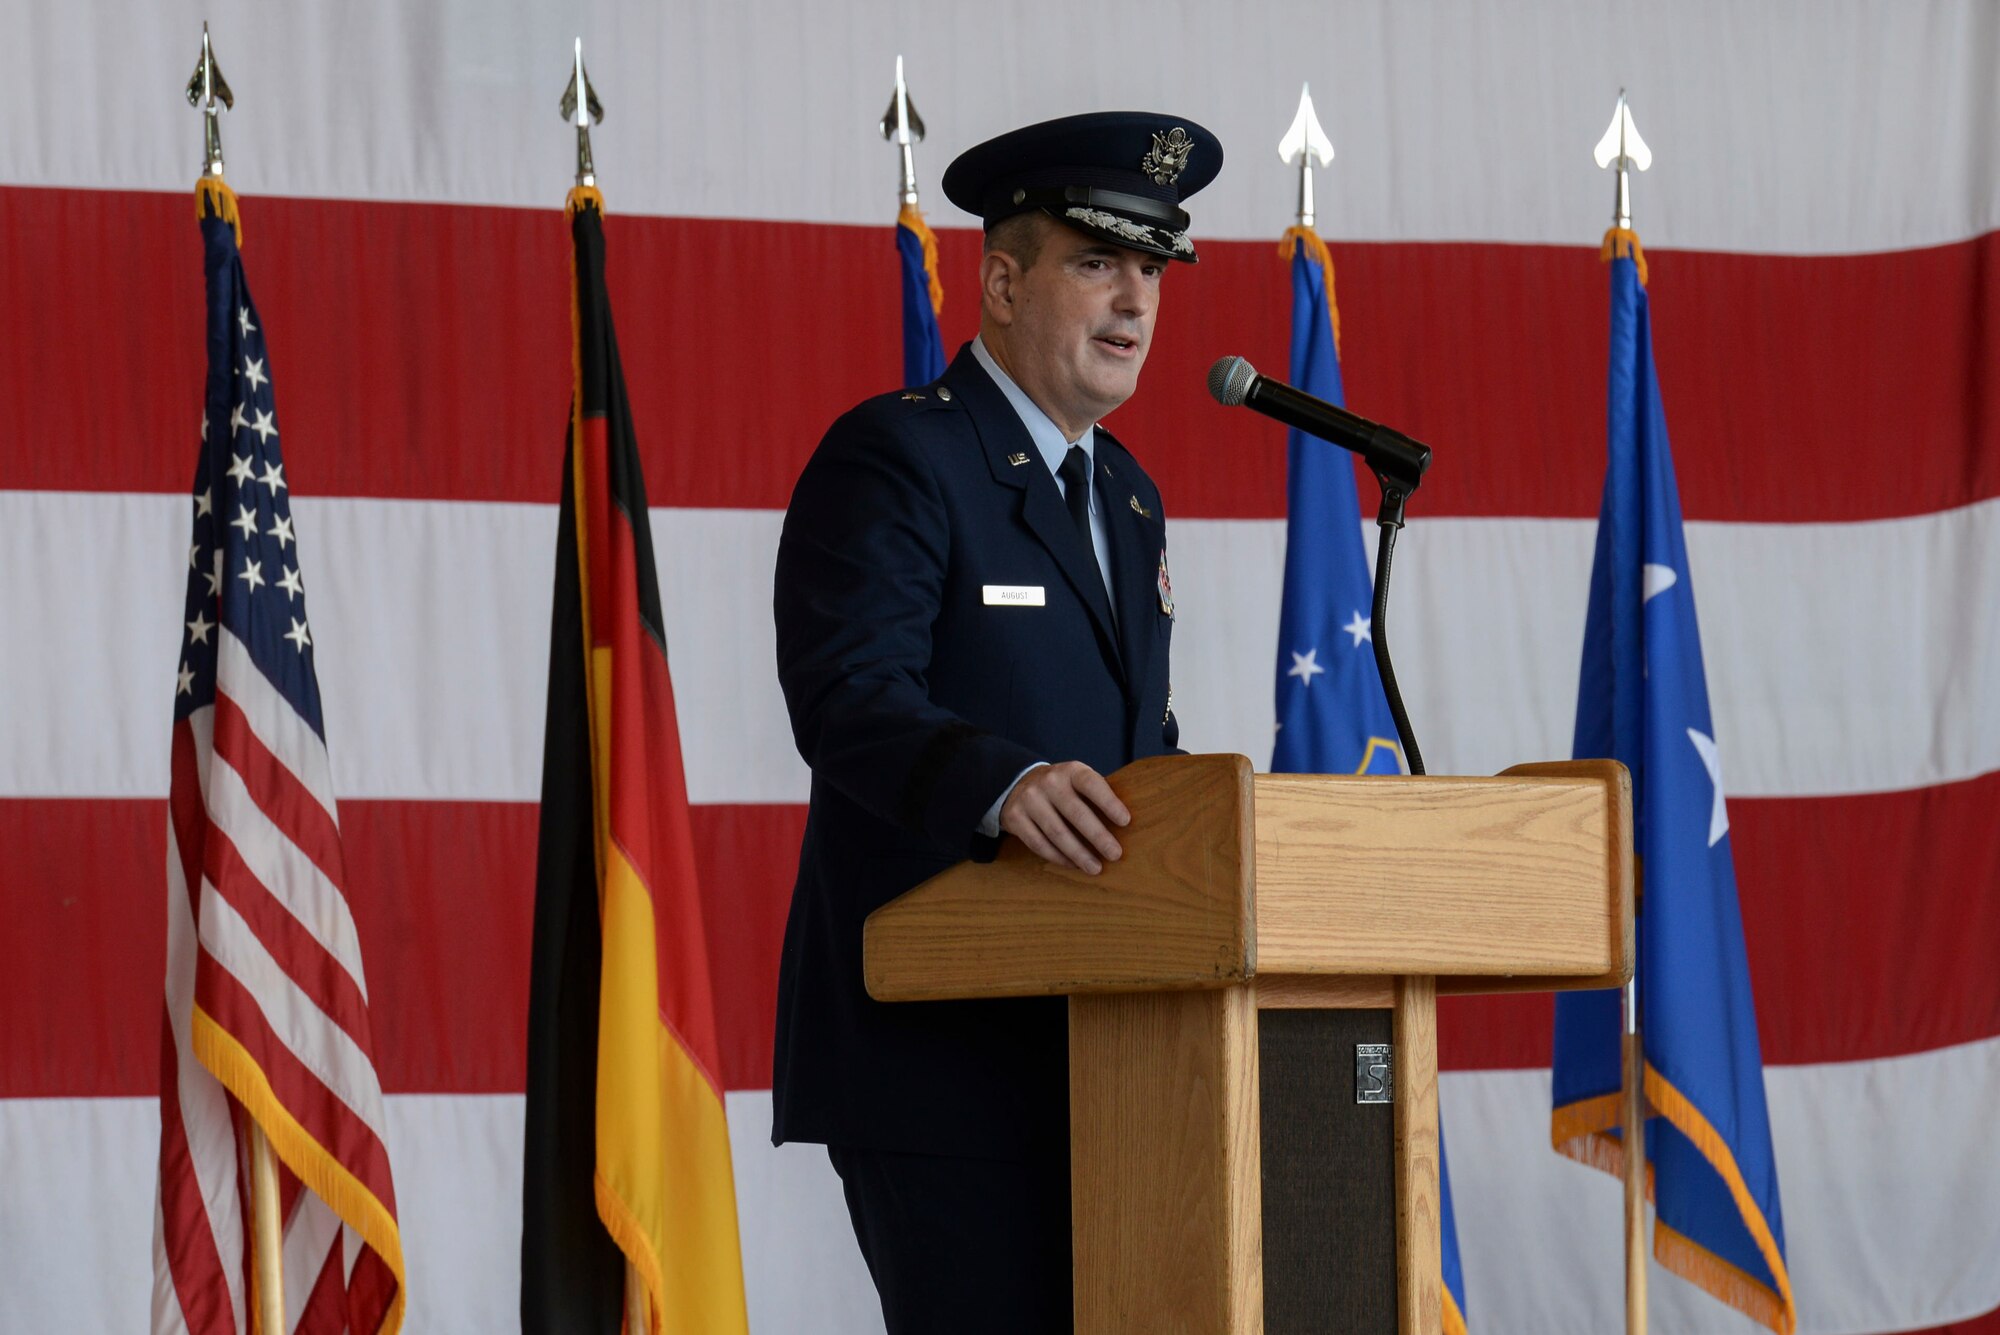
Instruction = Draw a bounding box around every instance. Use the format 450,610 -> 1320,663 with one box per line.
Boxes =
1207,355 -> 1431,490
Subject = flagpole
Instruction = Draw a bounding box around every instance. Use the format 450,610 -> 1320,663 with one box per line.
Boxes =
881,55 -> 925,208
248,1124 -> 288,1332
557,38 -> 652,1334
1623,974 -> 1648,1335
186,26 -> 288,1329
1595,90 -> 1654,1335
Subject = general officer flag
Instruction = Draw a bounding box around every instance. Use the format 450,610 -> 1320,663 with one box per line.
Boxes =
897,202 -> 946,386
520,187 -> 750,1335
1551,232 -> 1795,1333
154,177 -> 406,1335
1270,228 -> 1469,1335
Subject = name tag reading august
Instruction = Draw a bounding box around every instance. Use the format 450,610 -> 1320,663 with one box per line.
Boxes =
982,585 -> 1046,607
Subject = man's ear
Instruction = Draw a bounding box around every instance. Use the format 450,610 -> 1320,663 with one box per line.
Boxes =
979,249 -> 1019,326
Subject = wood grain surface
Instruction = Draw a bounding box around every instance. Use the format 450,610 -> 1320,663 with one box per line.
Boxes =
1252,764 -> 1631,984
1071,988 -> 1265,1335
1393,975 -> 1441,1335
865,754 -> 1255,1001
1253,974 -> 1397,1009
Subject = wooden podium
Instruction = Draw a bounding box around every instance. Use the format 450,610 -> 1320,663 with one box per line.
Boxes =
864,753 -> 1633,1335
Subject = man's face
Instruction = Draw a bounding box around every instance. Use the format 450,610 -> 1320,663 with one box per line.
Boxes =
987,220 -> 1165,437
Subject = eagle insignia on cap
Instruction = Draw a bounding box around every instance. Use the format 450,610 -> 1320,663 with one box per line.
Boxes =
1141,127 -> 1195,185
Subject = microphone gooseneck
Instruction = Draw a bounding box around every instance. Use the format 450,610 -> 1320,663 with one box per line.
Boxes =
1209,354 -> 1428,775
1206,355 -> 1430,492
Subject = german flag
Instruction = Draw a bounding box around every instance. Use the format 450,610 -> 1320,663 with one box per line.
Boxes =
521,188 -> 749,1335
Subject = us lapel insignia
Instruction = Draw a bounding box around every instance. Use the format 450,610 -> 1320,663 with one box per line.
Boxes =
900,391 -> 926,401
1157,548 -> 1175,617
1007,452 -> 1031,466
1129,495 -> 1153,519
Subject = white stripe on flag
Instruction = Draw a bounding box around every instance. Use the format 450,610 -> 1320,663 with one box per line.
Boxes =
214,629 -> 341,823
5,493 -> 1997,804
149,1192 -> 208,1335
194,885 -> 391,1145
280,1194 -> 342,1333
9,0 -> 1993,254
160,812 -> 247,1328
201,742 -> 368,1000
16,1058 -> 2000,1335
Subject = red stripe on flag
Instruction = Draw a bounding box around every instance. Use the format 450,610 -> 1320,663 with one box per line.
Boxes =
169,722 -> 209,919
199,822 -> 375,1055
154,1016 -> 240,1335
1912,1309 -> 2000,1334
210,692 -> 349,899
2,185 -> 1994,522
296,1235 -> 349,1335
5,780 -> 1990,1096
191,958 -> 399,1208
345,1242 -> 398,1334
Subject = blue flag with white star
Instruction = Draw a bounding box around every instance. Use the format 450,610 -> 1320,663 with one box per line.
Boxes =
1270,240 -> 1402,777
1551,239 -> 1794,1333
1269,234 -> 1470,1334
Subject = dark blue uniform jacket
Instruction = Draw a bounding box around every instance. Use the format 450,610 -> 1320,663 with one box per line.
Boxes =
771,345 -> 1179,1159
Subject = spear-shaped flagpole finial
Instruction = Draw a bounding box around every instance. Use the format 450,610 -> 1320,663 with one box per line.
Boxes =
1593,89 -> 1652,231
878,55 -> 928,207
1277,83 -> 1335,230
184,23 -> 235,178
560,38 -> 604,188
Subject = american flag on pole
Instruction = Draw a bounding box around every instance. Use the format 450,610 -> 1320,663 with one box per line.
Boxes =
152,179 -> 406,1335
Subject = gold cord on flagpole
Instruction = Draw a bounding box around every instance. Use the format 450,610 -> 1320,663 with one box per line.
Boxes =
248,1122 -> 287,1334
186,25 -> 243,246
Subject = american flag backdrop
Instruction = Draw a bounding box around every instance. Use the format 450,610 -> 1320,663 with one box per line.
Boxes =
154,183 -> 404,1335
3,3 -> 1997,1333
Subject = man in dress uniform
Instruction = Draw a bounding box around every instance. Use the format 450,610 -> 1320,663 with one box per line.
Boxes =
772,111 -> 1223,1332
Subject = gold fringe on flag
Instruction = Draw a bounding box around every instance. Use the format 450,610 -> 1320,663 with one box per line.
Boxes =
1552,1066 -> 1797,1334
1442,1288 -> 1470,1335
192,1010 -> 407,1333
566,184 -> 606,220
1601,226 -> 1650,286
195,176 -> 243,248
1279,225 -> 1341,354
898,202 -> 945,317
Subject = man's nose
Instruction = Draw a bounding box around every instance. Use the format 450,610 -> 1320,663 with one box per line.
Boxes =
1113,264 -> 1154,316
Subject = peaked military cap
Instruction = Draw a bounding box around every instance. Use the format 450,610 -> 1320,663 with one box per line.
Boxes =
942,111 -> 1224,263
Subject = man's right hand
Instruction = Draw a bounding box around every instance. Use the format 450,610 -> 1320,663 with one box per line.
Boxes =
997,761 -> 1131,874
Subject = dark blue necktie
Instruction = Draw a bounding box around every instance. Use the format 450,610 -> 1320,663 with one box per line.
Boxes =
1058,445 -> 1092,549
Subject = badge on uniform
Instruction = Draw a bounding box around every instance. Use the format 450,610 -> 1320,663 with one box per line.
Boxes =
983,584 -> 1046,607
1156,549 -> 1174,617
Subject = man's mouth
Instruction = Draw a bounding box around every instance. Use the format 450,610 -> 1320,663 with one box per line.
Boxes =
1094,334 -> 1140,354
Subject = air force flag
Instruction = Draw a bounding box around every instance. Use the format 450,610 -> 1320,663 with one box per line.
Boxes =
1551,236 -> 1795,1333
